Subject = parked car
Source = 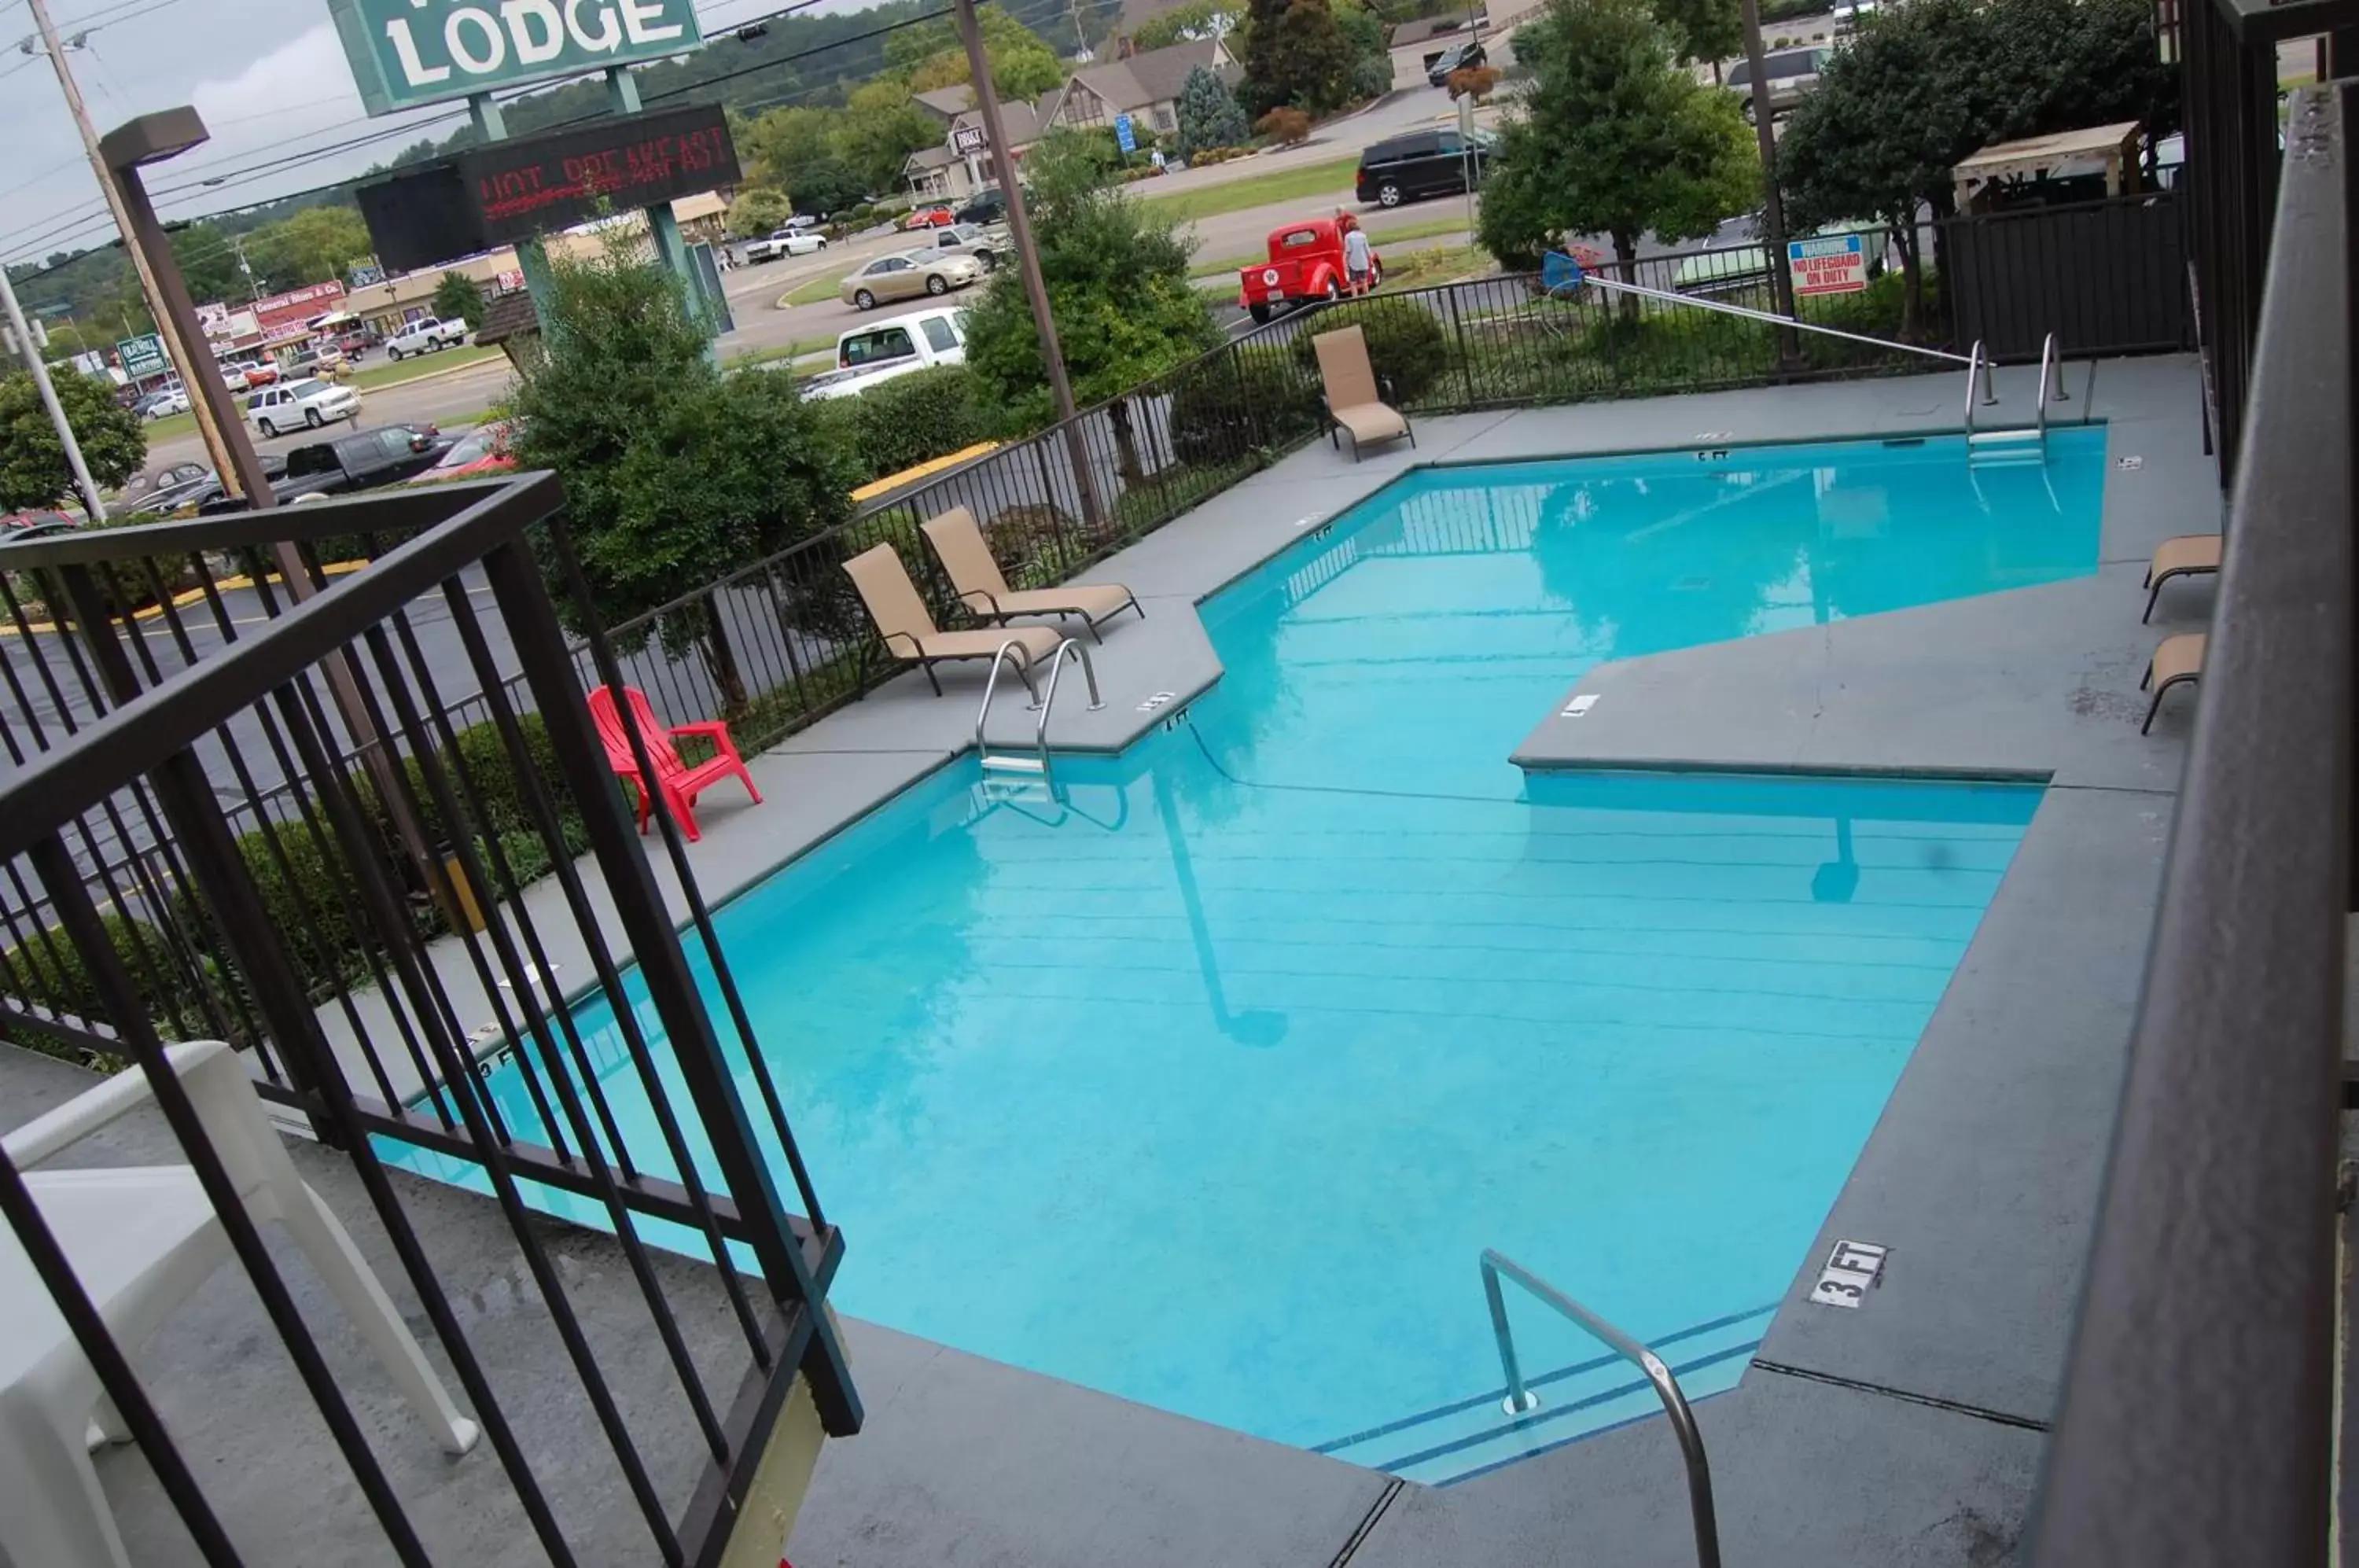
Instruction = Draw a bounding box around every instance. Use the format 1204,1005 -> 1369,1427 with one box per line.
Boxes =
384,316 -> 469,360
2,509 -> 77,536
744,227 -> 830,263
1426,39 -> 1488,87
244,377 -> 361,437
199,425 -> 449,513
1724,47 -> 1831,120
840,251 -> 983,309
785,214 -> 823,230
1832,0 -> 1879,31
1238,215 -> 1382,322
415,419 -> 519,482
803,308 -> 969,401
1356,128 -> 1492,208
926,223 -> 1008,271
219,357 -> 278,388
135,387 -> 190,420
339,328 -> 379,357
902,205 -> 956,230
955,187 -> 1008,226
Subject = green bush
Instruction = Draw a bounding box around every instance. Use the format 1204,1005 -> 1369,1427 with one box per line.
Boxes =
1288,296 -> 1452,404
836,366 -> 992,482
982,502 -> 1080,588
1168,351 -> 1322,466
0,911 -> 197,1046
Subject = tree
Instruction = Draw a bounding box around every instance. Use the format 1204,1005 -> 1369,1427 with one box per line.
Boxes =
889,5 -> 1067,100
1776,0 -> 2173,336
1651,0 -> 1742,79
510,240 -> 857,712
1175,64 -> 1253,156
1334,0 -> 1395,101
835,79 -> 943,193
959,130 -> 1220,475
1239,0 -> 1357,116
727,188 -> 796,237
432,271 -> 487,328
1133,0 -> 1241,50
1476,0 -> 1756,302
0,368 -> 145,511
244,206 -> 375,290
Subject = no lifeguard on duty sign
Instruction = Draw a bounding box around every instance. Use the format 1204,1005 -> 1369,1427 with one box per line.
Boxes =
1788,233 -> 1870,296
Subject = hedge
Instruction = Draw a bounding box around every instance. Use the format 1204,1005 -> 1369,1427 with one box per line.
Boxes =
829,366 -> 992,484
1287,296 -> 1452,404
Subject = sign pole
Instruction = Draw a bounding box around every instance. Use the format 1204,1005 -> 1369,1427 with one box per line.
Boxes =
604,68 -> 719,352
467,94 -> 561,345
0,262 -> 107,522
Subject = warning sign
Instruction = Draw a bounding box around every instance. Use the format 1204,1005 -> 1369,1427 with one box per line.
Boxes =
1788,233 -> 1869,296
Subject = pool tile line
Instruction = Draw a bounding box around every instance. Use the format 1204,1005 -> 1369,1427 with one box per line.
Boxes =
1378,1341 -> 1761,1477
1308,1300 -> 1780,1457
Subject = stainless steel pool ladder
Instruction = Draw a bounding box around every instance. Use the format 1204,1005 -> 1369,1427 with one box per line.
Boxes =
1963,333 -> 2068,466
974,635 -> 1103,790
1481,1249 -> 1723,1568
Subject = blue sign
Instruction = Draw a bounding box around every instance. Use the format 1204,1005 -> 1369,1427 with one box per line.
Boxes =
1114,113 -> 1137,153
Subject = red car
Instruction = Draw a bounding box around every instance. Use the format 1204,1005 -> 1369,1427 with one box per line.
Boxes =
903,206 -> 956,230
1238,214 -> 1382,323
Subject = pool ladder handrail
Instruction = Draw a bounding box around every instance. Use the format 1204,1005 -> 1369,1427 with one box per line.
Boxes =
2035,329 -> 2070,447
975,635 -> 1103,788
1480,1248 -> 1723,1568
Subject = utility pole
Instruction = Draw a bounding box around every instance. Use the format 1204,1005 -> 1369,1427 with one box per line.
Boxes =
953,0 -> 1102,525
1735,0 -> 1801,370
27,0 -> 248,502
0,264 -> 108,522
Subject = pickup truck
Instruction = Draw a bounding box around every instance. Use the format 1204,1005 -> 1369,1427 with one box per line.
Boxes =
384,316 -> 469,360
1238,215 -> 1381,323
801,307 -> 968,402
743,227 -> 829,263
924,223 -> 1009,271
197,425 -> 451,512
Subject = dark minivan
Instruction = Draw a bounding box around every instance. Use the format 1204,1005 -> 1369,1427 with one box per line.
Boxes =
1356,129 -> 1490,208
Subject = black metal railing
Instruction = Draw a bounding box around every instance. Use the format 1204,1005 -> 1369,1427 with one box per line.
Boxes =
2026,79 -> 2353,1566
0,477 -> 859,1567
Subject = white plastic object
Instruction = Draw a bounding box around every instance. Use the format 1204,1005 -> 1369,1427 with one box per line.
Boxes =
0,1040 -> 478,1568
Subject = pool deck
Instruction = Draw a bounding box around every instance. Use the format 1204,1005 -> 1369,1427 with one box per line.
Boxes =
66,355 -> 2212,1565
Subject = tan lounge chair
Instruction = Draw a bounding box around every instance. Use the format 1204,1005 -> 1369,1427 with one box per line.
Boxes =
2143,534 -> 2222,622
1312,326 -> 1414,461
843,543 -> 1062,698
2140,631 -> 2205,734
920,506 -> 1143,642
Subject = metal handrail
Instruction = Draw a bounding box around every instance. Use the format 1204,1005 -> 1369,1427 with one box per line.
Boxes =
1029,637 -> 1105,782
1568,267 -> 1975,368
2035,330 -> 2069,444
1963,340 -> 1986,432
973,640 -> 1035,763
1480,1249 -> 1722,1568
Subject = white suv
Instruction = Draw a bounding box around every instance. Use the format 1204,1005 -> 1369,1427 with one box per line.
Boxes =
385,317 -> 469,360
245,377 -> 361,436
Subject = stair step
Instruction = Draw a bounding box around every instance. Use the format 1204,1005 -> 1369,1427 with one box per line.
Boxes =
1968,426 -> 2043,444
980,753 -> 1046,773
1310,1301 -> 1773,1486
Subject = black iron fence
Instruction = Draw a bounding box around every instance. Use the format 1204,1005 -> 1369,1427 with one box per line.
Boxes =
0,480 -> 858,1567
2026,82 -> 2349,1566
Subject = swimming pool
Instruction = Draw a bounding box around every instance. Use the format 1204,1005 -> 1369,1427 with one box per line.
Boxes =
405,429 -> 2100,1482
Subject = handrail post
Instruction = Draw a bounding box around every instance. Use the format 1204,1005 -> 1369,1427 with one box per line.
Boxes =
1032,637 -> 1104,780
973,639 -> 1030,760
1963,341 -> 1985,432
1479,1250 -> 1723,1568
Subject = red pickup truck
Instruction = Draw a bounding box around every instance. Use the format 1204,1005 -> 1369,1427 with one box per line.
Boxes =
1238,215 -> 1382,323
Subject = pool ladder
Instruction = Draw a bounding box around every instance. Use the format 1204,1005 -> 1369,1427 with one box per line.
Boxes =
1481,1249 -> 1723,1568
1963,332 -> 2068,466
975,635 -> 1102,791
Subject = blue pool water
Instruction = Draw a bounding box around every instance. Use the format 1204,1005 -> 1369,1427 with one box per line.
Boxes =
403,430 -> 2100,1482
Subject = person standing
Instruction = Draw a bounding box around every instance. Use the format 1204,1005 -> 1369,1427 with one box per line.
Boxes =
1342,220 -> 1375,296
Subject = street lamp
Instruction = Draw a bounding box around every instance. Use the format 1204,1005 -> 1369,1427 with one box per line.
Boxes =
96,109 -> 277,511
98,107 -> 439,885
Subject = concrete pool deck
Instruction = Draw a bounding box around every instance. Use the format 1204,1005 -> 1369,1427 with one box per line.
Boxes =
72,354 -> 2212,1565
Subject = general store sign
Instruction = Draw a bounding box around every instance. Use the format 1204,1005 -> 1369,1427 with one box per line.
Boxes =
1787,233 -> 1868,296
327,0 -> 705,116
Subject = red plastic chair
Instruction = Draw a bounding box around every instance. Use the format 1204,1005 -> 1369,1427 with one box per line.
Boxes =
587,685 -> 763,844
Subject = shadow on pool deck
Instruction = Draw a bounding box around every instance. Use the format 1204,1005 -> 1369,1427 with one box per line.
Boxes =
9,355 -> 2214,1568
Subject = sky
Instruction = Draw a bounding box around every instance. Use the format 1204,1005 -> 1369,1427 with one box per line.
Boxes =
0,0 -> 870,271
